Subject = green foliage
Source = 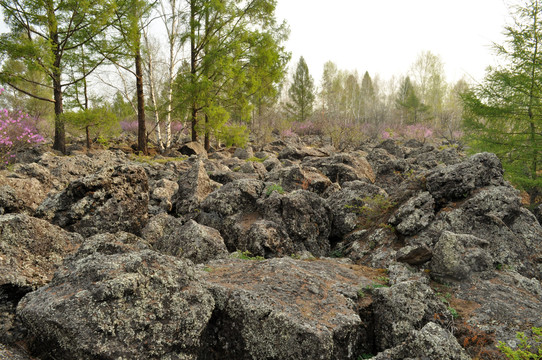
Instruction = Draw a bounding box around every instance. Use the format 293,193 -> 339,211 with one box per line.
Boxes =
462,0 -> 542,205
265,184 -> 285,196
448,307 -> 459,319
285,56 -> 316,121
218,123 -> 249,148
498,327 -> 542,359
396,76 -> 429,124
177,0 -> 289,145
346,194 -> 396,228
357,354 -> 374,360
232,250 -> 265,261
0,0 -> 119,153
63,107 -> 120,147
246,156 -> 267,163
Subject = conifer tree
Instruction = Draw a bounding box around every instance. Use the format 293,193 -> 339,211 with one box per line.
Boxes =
463,0 -> 542,205
286,56 -> 315,122
0,0 -> 116,154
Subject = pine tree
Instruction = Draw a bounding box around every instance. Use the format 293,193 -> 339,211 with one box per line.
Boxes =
463,0 -> 542,205
286,56 -> 315,122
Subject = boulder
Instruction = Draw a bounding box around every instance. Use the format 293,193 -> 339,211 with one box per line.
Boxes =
233,147 -> 254,160
172,160 -> 214,218
17,233 -> 215,360
372,280 -> 452,351
146,217 -> 228,264
36,164 -> 149,237
244,219 -> 295,257
0,214 -> 83,345
389,191 -> 435,236
0,163 -> 57,215
0,214 -> 83,289
373,322 -> 470,360
179,141 -> 207,157
430,231 -> 493,281
327,181 -> 388,240
200,257 -> 376,360
426,152 -> 505,204
302,153 -> 375,185
420,185 -> 542,279
149,178 -> 178,214
259,190 -> 333,256
265,165 -> 332,195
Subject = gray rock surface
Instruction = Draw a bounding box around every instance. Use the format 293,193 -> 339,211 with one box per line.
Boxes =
17,233 -> 214,360
172,160 -> 214,218
0,214 -> 83,289
372,280 -> 452,351
199,257 -> 375,360
426,152 -> 505,203
302,152 -> 375,185
373,322 -> 470,360
144,216 -> 228,263
36,164 -> 149,237
265,165 -> 332,195
389,191 -> 435,236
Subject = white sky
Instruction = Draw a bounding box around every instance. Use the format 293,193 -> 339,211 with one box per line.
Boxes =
0,1 -> 513,86
275,0 -> 512,85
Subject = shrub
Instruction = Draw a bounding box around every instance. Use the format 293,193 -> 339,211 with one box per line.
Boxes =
0,88 -> 45,168
498,327 -> 542,360
219,123 -> 249,147
346,194 -> 396,228
265,183 -> 284,196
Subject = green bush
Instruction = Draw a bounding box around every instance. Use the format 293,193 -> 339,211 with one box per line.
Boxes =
265,184 -> 284,196
498,327 -> 542,359
219,123 -> 249,147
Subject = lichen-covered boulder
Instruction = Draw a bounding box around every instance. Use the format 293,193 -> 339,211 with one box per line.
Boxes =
327,181 -> 388,240
265,165 -> 332,195
425,152 -> 505,204
17,233 -> 215,360
259,190 -> 333,256
0,214 -> 83,289
373,322 -> 470,360
372,280 -> 451,351
200,257 -> 376,360
36,164 -> 149,237
0,214 -> 83,344
302,152 -> 375,185
431,231 -> 493,281
389,191 -> 435,236
143,216 -> 228,263
172,160 -> 214,218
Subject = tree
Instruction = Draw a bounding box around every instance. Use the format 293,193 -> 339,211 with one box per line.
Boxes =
360,71 -> 375,122
0,0 -> 116,154
178,0 -> 288,149
396,76 -> 427,124
286,56 -> 315,122
462,0 -> 542,205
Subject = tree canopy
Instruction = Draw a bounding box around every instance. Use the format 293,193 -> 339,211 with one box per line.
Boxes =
463,0 -> 542,204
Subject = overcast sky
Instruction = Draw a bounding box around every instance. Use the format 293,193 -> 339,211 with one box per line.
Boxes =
275,0 -> 512,85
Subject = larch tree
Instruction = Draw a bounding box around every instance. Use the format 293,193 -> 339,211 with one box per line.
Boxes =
286,56 -> 315,122
463,0 -> 542,205
178,0 -> 288,149
0,0 -> 116,153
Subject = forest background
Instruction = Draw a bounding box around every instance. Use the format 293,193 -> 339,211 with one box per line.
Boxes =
0,0 -> 541,206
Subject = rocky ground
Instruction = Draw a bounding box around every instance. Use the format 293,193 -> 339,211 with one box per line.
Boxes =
0,136 -> 541,359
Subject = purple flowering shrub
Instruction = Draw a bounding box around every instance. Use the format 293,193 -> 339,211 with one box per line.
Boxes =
381,124 -> 435,142
0,88 -> 45,167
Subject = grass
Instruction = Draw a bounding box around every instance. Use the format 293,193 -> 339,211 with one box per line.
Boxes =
232,250 -> 265,261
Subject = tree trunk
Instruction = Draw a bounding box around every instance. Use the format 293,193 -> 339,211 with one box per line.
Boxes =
135,46 -> 147,154
190,0 -> 198,142
48,3 -> 65,154
86,125 -> 91,149
204,113 -> 210,151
